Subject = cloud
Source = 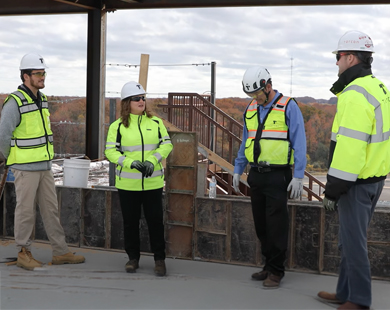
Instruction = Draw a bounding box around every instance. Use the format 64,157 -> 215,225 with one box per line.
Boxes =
1,5 -> 390,100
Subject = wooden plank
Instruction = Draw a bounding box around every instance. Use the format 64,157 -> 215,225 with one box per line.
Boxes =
139,54 -> 150,91
162,118 -> 248,184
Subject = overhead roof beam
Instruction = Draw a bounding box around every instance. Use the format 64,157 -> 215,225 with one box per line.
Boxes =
2,0 -> 390,15
53,0 -> 103,10
104,0 -> 390,10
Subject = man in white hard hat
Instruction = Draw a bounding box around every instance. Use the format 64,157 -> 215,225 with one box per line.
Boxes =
233,66 -> 307,288
0,53 -> 85,270
317,31 -> 390,310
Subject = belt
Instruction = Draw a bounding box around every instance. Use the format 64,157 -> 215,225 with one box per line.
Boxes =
251,166 -> 290,173
251,166 -> 273,173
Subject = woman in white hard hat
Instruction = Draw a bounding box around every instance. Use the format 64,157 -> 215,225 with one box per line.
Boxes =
105,81 -> 173,276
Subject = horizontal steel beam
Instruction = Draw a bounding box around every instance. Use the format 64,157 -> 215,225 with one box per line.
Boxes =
1,0 -> 389,15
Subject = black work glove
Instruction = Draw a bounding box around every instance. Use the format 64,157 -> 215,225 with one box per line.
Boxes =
143,161 -> 154,178
131,160 -> 145,173
322,197 -> 337,211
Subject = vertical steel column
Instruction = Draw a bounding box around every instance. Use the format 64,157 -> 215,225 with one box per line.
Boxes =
109,98 -> 116,186
210,62 -> 216,152
86,9 -> 106,160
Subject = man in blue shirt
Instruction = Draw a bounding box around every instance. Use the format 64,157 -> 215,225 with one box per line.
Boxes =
233,66 -> 306,288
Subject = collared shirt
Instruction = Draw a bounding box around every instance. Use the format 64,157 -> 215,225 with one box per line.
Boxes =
234,90 -> 307,178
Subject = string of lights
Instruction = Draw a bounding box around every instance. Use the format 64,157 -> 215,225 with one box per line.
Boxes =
107,62 -> 211,68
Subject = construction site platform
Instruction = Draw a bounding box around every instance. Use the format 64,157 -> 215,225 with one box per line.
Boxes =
1,240 -> 389,310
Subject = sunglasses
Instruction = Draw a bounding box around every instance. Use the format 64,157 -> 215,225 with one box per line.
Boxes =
131,96 -> 145,102
30,71 -> 47,77
336,52 -> 354,61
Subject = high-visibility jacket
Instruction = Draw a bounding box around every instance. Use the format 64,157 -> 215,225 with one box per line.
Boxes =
105,113 -> 173,191
4,89 -> 54,166
328,74 -> 390,183
244,95 -> 294,167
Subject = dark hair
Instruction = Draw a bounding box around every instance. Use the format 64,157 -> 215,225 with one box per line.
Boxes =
20,69 -> 32,82
355,52 -> 373,65
120,97 -> 153,128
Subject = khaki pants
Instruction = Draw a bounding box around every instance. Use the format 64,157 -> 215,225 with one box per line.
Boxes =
12,169 -> 69,256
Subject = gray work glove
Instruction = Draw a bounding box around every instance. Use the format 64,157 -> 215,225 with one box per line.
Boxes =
143,161 -> 154,178
323,197 -> 337,211
287,178 -> 303,199
233,173 -> 241,193
131,160 -> 145,173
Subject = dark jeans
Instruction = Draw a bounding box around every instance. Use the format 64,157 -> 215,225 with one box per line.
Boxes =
336,181 -> 384,307
118,188 -> 166,261
248,168 -> 292,276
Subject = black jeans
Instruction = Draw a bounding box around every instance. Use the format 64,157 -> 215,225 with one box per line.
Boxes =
247,168 -> 292,276
118,188 -> 166,261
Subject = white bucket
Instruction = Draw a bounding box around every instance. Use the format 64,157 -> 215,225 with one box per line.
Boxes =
63,158 -> 91,188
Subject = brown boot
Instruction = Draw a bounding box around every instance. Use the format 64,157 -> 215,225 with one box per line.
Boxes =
154,260 -> 166,276
125,259 -> 139,273
251,270 -> 268,281
337,302 -> 369,309
17,247 -> 43,271
317,291 -> 343,304
263,273 -> 283,288
52,252 -> 85,265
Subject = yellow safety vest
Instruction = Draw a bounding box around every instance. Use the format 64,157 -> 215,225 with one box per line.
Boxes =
4,89 -> 54,166
329,74 -> 390,181
244,96 -> 294,167
105,113 -> 173,191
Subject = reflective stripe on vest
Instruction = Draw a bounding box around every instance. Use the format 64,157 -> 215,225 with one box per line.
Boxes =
116,168 -> 164,179
244,96 -> 293,167
5,90 -> 54,166
10,135 -> 54,147
261,96 -> 289,139
105,114 -> 173,191
331,85 -> 390,144
329,75 -> 390,181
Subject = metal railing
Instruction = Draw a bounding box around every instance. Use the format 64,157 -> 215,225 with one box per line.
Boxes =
162,93 -> 243,164
158,93 -> 324,201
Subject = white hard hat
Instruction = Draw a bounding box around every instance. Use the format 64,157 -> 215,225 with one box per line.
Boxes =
242,66 -> 272,94
20,53 -> 48,70
120,81 -> 146,100
332,30 -> 374,54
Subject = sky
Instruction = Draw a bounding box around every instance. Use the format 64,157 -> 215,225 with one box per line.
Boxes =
1,4 -> 390,100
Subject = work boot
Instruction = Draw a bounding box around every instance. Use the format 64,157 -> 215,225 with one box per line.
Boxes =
337,301 -> 369,309
154,260 -> 166,276
52,252 -> 85,265
17,247 -> 43,271
125,259 -> 139,273
263,273 -> 283,288
317,291 -> 343,304
251,270 -> 268,281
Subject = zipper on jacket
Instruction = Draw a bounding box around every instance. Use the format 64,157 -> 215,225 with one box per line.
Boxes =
138,115 -> 145,190
37,95 -> 51,160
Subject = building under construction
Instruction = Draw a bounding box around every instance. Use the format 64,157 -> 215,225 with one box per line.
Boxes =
1,1 -> 390,309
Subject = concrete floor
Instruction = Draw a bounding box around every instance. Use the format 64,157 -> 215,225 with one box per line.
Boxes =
1,239 -> 389,310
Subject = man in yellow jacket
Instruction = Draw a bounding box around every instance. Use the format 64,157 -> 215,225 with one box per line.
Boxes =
0,53 -> 85,270
318,31 -> 390,310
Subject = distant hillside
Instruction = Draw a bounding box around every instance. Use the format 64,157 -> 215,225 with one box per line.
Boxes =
295,96 -> 337,104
